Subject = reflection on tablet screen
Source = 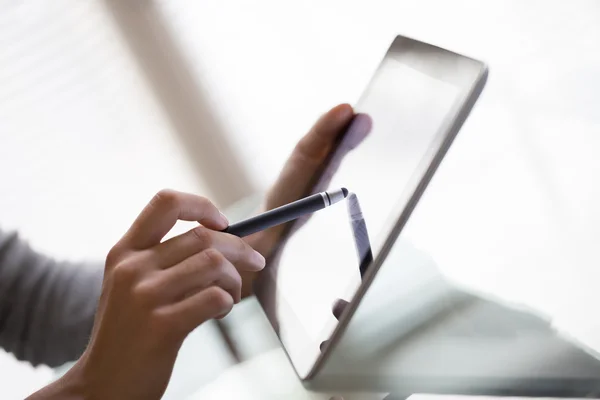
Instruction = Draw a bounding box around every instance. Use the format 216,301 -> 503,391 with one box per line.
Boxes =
255,53 -> 463,376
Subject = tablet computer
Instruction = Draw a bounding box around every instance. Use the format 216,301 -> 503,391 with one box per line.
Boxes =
253,33 -> 489,387
296,37 -> 600,397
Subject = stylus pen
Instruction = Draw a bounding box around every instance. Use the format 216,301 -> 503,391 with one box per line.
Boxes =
222,188 -> 349,237
347,192 -> 373,278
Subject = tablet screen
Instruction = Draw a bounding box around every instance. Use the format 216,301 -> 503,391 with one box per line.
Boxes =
255,37 -> 482,378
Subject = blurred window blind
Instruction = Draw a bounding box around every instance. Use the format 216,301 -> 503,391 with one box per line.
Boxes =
0,2 -> 219,396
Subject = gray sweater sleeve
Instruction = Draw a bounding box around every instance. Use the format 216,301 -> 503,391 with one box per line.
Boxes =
0,228 -> 103,367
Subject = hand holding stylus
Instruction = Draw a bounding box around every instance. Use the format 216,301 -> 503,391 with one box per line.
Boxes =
26,104 -> 363,400
28,190 -> 266,400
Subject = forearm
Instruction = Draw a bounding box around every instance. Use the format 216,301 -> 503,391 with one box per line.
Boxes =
0,229 -> 103,367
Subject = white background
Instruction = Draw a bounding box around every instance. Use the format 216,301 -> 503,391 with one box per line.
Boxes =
1,0 -> 599,398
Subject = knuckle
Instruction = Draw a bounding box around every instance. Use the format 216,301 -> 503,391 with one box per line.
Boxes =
231,270 -> 242,292
152,189 -> 178,209
196,196 -> 220,220
105,245 -> 123,267
111,261 -> 138,286
204,286 -> 233,313
196,195 -> 213,210
202,248 -> 224,268
132,279 -> 158,307
191,227 -> 212,246
225,262 -> 242,288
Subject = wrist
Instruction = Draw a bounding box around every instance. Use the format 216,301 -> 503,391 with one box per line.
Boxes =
27,361 -> 89,400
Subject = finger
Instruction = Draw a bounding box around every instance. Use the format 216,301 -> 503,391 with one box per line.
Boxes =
148,226 -> 265,271
148,249 -> 243,304
319,298 -> 351,353
293,104 -> 354,167
163,286 -> 234,335
332,299 -> 349,320
122,189 -> 228,250
268,104 -> 354,206
319,299 -> 351,353
319,340 -> 329,352
308,113 -> 372,194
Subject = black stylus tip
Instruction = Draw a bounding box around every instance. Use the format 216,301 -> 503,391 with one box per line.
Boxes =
341,187 -> 349,198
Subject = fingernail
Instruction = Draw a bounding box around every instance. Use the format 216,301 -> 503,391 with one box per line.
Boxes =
219,212 -> 229,226
253,250 -> 266,269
